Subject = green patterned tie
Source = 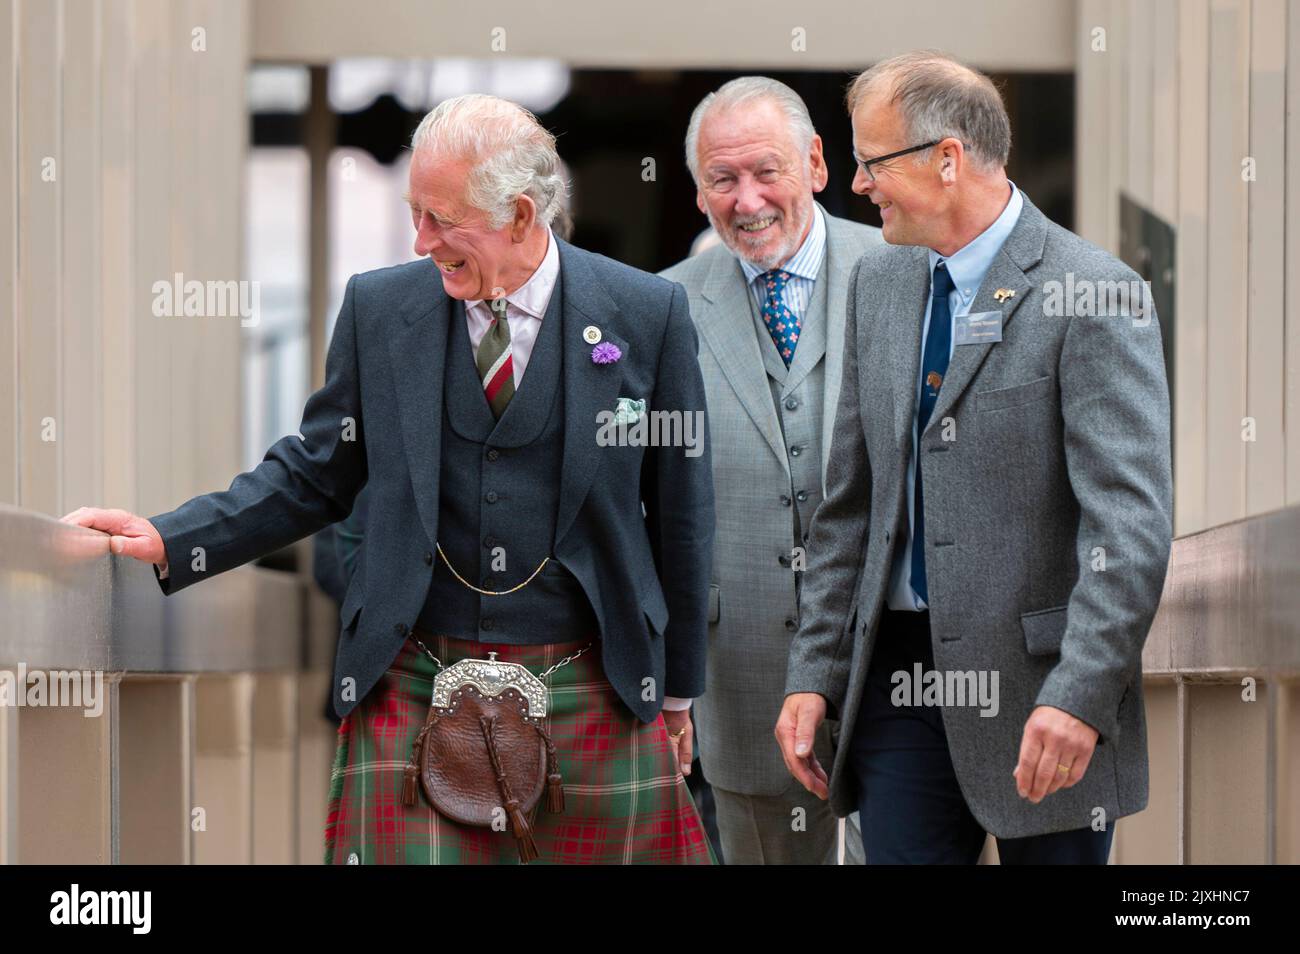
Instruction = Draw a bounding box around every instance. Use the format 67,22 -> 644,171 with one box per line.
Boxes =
477,300 -> 515,419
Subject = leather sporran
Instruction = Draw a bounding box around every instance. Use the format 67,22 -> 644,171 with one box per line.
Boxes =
402,652 -> 564,863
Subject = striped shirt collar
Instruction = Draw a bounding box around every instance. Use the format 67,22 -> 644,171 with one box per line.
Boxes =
738,203 -> 827,284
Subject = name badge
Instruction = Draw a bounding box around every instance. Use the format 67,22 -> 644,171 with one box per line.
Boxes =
954,310 -> 1003,346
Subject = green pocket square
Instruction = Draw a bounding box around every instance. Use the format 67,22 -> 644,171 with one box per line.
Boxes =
614,397 -> 646,425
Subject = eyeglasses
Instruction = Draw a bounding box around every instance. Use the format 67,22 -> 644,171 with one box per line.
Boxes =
851,140 -> 941,183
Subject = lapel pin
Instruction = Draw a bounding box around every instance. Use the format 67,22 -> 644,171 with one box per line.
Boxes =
582,325 -> 602,344
994,288 -> 1016,303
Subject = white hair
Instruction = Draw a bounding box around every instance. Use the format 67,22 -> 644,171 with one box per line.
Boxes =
410,93 -> 568,230
684,76 -> 817,183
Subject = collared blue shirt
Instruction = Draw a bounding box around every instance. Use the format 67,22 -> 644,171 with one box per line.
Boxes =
738,203 -> 827,327
886,182 -> 1024,612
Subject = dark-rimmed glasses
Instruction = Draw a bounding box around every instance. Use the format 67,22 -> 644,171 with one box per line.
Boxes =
852,140 -> 941,183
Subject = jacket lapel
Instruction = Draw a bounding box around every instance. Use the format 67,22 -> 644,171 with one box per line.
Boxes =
694,251 -> 789,473
890,246 -> 931,450
554,240 -> 628,548
816,211 -> 855,488
924,196 -> 1047,435
387,266 -> 451,549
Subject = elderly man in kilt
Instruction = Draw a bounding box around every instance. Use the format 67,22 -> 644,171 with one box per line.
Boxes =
62,94 -> 716,865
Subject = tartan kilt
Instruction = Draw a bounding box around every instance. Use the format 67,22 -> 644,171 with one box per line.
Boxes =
324,632 -> 715,865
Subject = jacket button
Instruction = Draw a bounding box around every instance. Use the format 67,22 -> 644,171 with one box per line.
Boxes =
796,490 -> 809,502
480,618 -> 495,631
486,448 -> 499,462
790,445 -> 802,457
485,491 -> 498,503
885,531 -> 891,543
394,623 -> 408,637
423,552 -> 433,565
785,398 -> 798,411
780,495 -> 791,506
778,554 -> 791,567
784,618 -> 797,631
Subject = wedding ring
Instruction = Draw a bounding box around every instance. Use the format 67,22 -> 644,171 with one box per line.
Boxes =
668,726 -> 688,739
1057,763 -> 1071,775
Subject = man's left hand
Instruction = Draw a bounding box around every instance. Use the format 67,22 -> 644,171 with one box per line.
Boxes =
663,709 -> 693,777
1013,705 -> 1098,803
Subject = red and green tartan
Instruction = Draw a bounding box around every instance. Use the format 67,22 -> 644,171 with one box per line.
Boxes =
324,632 -> 715,865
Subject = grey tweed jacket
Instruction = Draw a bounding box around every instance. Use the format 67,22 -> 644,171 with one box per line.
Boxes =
785,193 -> 1173,838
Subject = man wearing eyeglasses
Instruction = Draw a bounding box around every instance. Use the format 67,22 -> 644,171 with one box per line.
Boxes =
776,52 -> 1173,864
661,77 -> 882,865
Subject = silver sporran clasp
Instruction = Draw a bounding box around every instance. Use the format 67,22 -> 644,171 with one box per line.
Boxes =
431,651 -> 549,718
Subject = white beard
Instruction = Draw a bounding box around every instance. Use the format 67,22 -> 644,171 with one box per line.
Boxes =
708,201 -> 812,272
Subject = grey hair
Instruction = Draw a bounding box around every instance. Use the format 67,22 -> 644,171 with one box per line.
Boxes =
845,51 -> 1011,170
410,93 -> 568,230
684,76 -> 817,183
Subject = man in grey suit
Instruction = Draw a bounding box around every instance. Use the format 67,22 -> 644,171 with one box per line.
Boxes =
662,77 -> 882,864
776,52 -> 1173,863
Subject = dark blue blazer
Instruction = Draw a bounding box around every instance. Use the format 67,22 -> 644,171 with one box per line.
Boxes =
149,239 -> 715,722
312,484 -> 370,606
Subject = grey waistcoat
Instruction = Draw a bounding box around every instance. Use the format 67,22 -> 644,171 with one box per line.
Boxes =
747,259 -> 831,552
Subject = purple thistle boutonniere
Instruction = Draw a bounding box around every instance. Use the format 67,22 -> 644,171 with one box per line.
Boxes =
591,342 -> 622,365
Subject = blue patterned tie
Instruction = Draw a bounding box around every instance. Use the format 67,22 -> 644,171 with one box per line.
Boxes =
759,269 -> 800,366
911,261 -> 954,605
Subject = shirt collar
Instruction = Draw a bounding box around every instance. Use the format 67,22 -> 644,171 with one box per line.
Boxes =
467,227 -> 559,320
927,181 -> 1023,302
739,202 -> 827,285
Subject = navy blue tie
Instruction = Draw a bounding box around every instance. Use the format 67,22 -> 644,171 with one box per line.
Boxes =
910,261 -> 954,605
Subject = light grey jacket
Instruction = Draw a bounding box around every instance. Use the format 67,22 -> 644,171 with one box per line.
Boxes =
663,209 -> 883,794
785,194 -> 1173,838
